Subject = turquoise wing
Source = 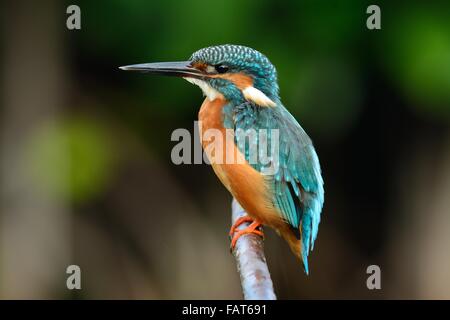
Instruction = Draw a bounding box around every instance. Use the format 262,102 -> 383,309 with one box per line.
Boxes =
224,102 -> 324,273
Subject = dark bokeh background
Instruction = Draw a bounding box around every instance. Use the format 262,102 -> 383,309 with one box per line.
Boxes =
1,1 -> 450,299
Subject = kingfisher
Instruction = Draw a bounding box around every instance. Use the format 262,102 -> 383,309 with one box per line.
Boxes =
120,45 -> 324,274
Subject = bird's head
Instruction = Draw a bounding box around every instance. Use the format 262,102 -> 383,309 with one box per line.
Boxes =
120,44 -> 279,107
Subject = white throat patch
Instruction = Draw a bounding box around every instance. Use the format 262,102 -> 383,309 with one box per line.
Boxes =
184,77 -> 223,101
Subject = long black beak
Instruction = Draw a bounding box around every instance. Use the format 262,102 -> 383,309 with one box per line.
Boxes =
119,61 -> 203,78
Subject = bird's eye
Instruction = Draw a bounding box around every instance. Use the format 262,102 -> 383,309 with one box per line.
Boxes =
215,64 -> 229,74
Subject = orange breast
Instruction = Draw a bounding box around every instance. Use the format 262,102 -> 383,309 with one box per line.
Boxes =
198,98 -> 285,230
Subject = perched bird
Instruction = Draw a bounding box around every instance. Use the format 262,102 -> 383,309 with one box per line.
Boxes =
120,45 -> 324,274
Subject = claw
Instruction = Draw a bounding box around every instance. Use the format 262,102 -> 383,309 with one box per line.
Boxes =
229,216 -> 264,251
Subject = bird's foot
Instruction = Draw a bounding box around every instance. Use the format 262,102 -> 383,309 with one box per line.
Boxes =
229,216 -> 264,251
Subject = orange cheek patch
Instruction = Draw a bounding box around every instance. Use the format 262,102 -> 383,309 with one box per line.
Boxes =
212,73 -> 276,107
211,73 -> 253,90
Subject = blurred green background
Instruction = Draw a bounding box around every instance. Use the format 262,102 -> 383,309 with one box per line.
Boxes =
1,0 -> 450,299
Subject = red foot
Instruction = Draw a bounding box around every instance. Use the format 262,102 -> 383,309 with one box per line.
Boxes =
229,216 -> 264,250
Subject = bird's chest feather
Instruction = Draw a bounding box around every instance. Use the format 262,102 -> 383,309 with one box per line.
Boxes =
197,98 -> 283,227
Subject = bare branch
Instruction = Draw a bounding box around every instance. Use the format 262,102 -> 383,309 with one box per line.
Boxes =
230,198 -> 276,300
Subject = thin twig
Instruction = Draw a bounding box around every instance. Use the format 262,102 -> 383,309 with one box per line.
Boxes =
230,198 -> 276,300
